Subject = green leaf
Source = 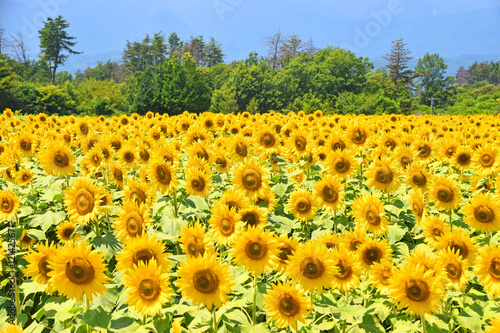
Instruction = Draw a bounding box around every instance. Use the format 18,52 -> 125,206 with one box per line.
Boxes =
28,229 -> 46,241
184,195 -> 210,211
19,280 -> 46,297
241,323 -> 270,333
110,317 -> 139,331
82,306 -> 111,329
29,210 -> 66,232
54,299 -> 77,322
391,318 -> 420,333
453,302 -> 484,333
160,215 -> 184,239
272,183 -> 288,197
387,224 -> 406,244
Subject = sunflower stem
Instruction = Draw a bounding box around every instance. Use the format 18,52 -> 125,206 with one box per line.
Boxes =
252,274 -> 258,326
212,307 -> 218,333
358,160 -> 363,191
449,209 -> 453,232
386,192 -> 391,223
172,190 -> 179,218
421,316 -> 426,333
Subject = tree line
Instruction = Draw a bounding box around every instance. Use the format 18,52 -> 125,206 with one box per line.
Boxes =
0,16 -> 499,116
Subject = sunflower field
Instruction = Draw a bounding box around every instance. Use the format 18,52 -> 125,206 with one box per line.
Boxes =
1,108 -> 500,333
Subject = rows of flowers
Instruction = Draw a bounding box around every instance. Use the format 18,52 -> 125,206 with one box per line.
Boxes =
1,108 -> 500,332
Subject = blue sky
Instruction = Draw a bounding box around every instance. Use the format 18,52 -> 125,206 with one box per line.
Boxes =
1,0 -> 499,73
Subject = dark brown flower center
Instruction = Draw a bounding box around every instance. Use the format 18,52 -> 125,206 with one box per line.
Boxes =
294,136 -> 307,151
404,279 -> 430,302
75,188 -> 95,216
351,129 -> 366,145
38,255 -> 52,277
242,169 -> 262,191
20,138 -> 32,151
457,153 -> 470,166
418,144 -> 431,158
133,248 -> 155,265
155,164 -> 172,185
362,247 -> 382,266
219,218 -> 235,236
193,269 -> 219,294
62,226 -> 76,240
334,157 -> 350,174
191,176 -> 206,192
336,259 -> 353,280
366,208 -> 381,226
300,257 -> 324,279
124,151 -> 135,163
446,261 -> 462,280
139,148 -> 150,162
235,142 -> 248,157
474,204 -> 495,223
278,293 -> 300,317
54,151 -> 70,167
278,245 -> 293,262
245,240 -> 268,260
260,133 -> 275,147
66,257 -> 95,285
480,153 -> 495,167
242,212 -> 258,227
412,172 -> 427,187
321,185 -> 338,203
1,198 -> 14,213
126,212 -> 144,237
436,186 -> 454,203
400,156 -> 411,169
186,237 -> 205,257
448,240 -> 469,260
489,258 -> 500,279
139,278 -> 161,301
375,166 -> 393,184
296,197 -> 311,214
445,147 -> 456,158
129,188 -> 146,205
113,168 -> 123,182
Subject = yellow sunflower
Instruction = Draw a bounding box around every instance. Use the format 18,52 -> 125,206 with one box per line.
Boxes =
286,129 -> 311,161
342,227 -> 368,252
16,168 -> 33,186
428,175 -> 462,211
23,241 -> 58,293
408,188 -> 427,225
217,187 -> 251,213
185,167 -> 212,198
0,322 -> 24,333
368,259 -> 394,295
365,155 -> 401,193
114,201 -> 152,242
123,179 -> 155,208
330,247 -> 364,292
461,192 -> 500,233
286,241 -> 338,293
231,226 -> 278,276
118,144 -> 137,169
116,233 -> 171,275
436,227 -> 478,266
255,126 -> 279,155
452,146 -> 473,171
175,252 -> 235,310
346,124 -> 369,149
413,137 -> 434,162
238,206 -> 268,230
276,235 -> 300,273
48,240 -> 109,302
437,247 -> 469,290
228,134 -> 252,163
177,221 -> 213,258
64,177 -> 102,226
0,189 -> 20,221
287,189 -> 318,222
389,263 -> 445,317
473,142 -> 498,176
485,314 -> 500,333
108,162 -> 126,188
232,158 -> 270,200
146,158 -> 178,195
263,281 -> 312,332
421,215 -> 449,248
314,176 -> 344,213
38,141 -> 76,176
352,192 -> 389,236
405,162 -> 430,192
254,187 -> 278,213
208,204 -> 243,246
357,237 -> 393,271
56,220 -> 80,243
315,231 -> 341,251
393,145 -> 416,171
325,149 -> 357,180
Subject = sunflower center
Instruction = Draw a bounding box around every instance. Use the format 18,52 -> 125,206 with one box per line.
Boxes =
130,188 -> 146,205
445,147 -> 456,158
65,257 -> 95,285
436,186 -> 454,203
186,237 -> 205,257
111,140 -> 122,151
432,228 -> 443,238
139,278 -> 161,301
448,241 -> 468,260
191,176 -> 206,192
489,259 -> 500,279
242,169 -> 262,191
219,218 -> 235,236
400,156 -> 411,169
242,212 -> 258,227
334,157 -> 350,174
236,142 -> 248,157
480,153 -> 494,167
126,212 -> 144,237
260,133 -> 275,147
375,166 -> 393,184
332,141 -> 346,151
124,152 -> 135,163
215,157 -> 227,168
75,189 -> 95,216
412,172 -> 427,187
380,270 -> 392,284
1,198 -> 14,213
112,168 -> 123,182
363,248 -> 382,266
412,202 -> 424,218
418,145 -> 431,158
404,279 -> 430,302
54,151 -> 70,167
296,198 -> 311,214
92,154 -> 101,166
155,164 -> 172,185
20,138 -> 32,151
245,240 -> 268,260
196,148 -> 209,161
321,185 -> 338,203
300,257 -> 325,279
474,205 -> 495,223
278,245 -> 293,262
366,208 -> 381,226
457,153 -> 470,165
63,226 -> 76,239
139,148 -> 150,162
294,136 -> 307,151
324,242 -> 338,249
278,293 -> 300,317
351,129 -> 366,144
193,269 -> 219,294
133,248 -> 155,265
446,261 -> 462,280
336,259 -> 353,280
38,255 -> 52,277
350,240 -> 362,251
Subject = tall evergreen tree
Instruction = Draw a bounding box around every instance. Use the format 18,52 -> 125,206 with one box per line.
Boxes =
38,16 -> 81,84
383,38 -> 418,101
203,37 -> 224,67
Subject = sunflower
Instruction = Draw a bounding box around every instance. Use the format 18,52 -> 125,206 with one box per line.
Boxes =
146,158 -> 177,195
108,162 -> 126,188
23,241 -> 58,292
428,175 -> 462,212
0,189 -> 20,221
485,314 -> 500,333
436,227 -> 478,266
287,189 -> 318,222
116,233 -> 171,276
232,158 -> 270,200
473,143 -> 498,176
315,231 -> 341,251
325,148 -> 358,180
389,263 -> 445,317
0,322 -> 24,333
314,176 -> 344,213
413,137 -> 434,162
346,124 -> 369,148
177,221 -> 213,258
263,281 -> 312,331
470,175 -> 493,193
185,167 -> 212,199
439,137 -> 459,162
352,192 -> 389,236
276,235 -> 300,273
421,215 -> 449,248
119,144 -> 137,169
393,145 -> 416,171
460,192 -> 500,233
228,134 -> 252,163
286,241 -> 338,293
187,140 -> 212,162
368,259 -> 394,295
38,141 -> 76,176
123,257 -> 172,316
255,187 -> 278,213
64,177 -> 102,226
175,252 -> 235,310
330,247 -> 364,292
212,150 -> 231,173
326,133 -> 347,152
123,179 -> 154,208
437,247 -> 469,290
217,187 -> 251,213
239,206 -> 268,230
82,147 -> 104,173
208,204 -> 242,246
287,130 -> 311,161
404,244 -> 442,275
185,155 -> 211,174
48,240 -> 109,302
408,188 -> 427,225
357,237 -> 393,271
342,227 -> 368,252
17,168 -> 33,186
56,220 -> 80,243
255,126 -> 279,155
405,162 -> 430,192
452,146 -> 473,171
114,201 -> 152,242
13,133 -> 35,157
365,155 -> 401,193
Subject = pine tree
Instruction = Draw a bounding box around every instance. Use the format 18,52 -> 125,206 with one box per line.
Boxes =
383,38 -> 418,101
38,16 -> 81,84
203,37 -> 224,67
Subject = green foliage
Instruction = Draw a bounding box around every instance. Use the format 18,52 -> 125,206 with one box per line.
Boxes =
73,78 -> 128,115
415,53 -> 454,106
0,58 -> 17,109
